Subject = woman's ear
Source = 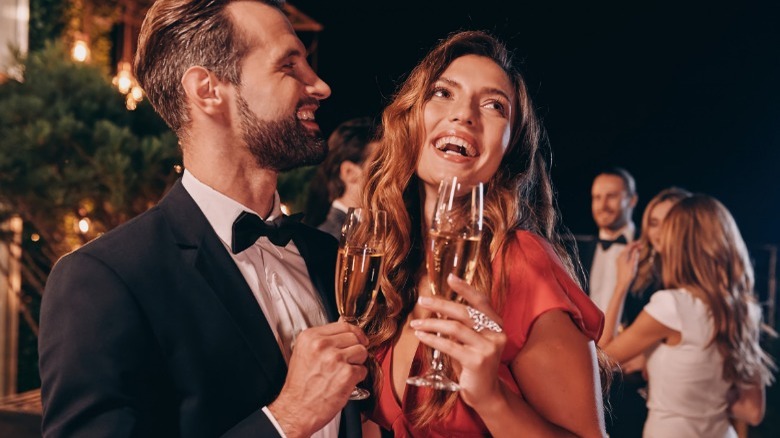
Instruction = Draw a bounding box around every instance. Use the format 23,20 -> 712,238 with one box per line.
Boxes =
181,66 -> 227,115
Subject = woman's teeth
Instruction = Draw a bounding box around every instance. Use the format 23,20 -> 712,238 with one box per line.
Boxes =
434,136 -> 477,157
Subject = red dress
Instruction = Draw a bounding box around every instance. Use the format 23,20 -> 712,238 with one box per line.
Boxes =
370,231 -> 604,437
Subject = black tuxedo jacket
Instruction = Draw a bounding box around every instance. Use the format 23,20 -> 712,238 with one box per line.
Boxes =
39,181 -> 361,437
574,235 -> 598,293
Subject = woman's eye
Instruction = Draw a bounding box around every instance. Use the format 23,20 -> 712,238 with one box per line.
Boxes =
432,87 -> 451,98
485,100 -> 506,114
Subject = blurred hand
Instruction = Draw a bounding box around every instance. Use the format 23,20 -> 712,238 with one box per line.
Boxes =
412,274 -> 507,408
615,242 -> 642,294
269,322 -> 368,438
622,354 -> 646,375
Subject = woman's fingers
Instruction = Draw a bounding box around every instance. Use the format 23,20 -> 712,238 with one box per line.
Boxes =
410,317 -> 484,344
412,319 -> 505,367
418,274 -> 503,326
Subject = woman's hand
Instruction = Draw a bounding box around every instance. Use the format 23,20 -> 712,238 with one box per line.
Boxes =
411,274 -> 507,408
615,241 -> 642,295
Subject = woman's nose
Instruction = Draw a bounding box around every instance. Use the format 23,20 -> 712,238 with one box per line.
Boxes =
449,100 -> 476,125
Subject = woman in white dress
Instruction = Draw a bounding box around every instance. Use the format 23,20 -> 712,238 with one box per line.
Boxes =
598,194 -> 774,437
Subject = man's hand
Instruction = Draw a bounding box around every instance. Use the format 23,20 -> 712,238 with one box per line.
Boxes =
268,322 -> 368,437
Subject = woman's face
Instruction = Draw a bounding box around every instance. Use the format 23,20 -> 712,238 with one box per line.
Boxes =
647,200 -> 676,249
416,55 -> 514,192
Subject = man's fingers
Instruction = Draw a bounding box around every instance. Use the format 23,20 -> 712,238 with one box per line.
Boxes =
299,321 -> 368,345
341,343 -> 369,365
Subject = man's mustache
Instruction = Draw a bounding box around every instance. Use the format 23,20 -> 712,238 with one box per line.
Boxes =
297,97 -> 320,110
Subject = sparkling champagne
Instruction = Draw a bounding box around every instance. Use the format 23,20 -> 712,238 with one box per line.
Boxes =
335,246 -> 384,323
426,230 -> 481,300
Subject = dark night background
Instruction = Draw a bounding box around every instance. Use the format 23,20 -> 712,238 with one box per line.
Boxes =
291,0 -> 780,247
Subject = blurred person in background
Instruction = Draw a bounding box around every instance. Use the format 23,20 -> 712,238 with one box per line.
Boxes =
580,167 -> 639,313
305,117 -> 377,239
600,194 -> 774,437
603,187 -> 692,437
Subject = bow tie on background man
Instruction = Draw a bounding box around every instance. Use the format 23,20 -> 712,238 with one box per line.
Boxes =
598,235 -> 628,251
231,211 -> 304,254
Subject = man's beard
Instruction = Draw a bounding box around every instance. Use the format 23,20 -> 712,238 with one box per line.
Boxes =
236,92 -> 326,172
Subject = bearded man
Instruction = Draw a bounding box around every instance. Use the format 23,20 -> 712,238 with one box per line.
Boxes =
38,1 -> 365,437
579,167 -> 638,311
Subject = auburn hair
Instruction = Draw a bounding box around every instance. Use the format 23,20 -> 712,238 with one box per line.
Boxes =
362,30 -> 608,427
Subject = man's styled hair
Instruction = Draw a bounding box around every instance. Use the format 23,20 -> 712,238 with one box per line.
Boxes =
134,0 -> 285,136
596,166 -> 637,197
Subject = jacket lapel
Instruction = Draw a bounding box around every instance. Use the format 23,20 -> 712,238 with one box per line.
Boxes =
292,224 -> 339,322
159,181 -> 287,389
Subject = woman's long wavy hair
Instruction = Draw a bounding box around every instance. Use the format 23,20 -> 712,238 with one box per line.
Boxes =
659,195 -> 775,386
362,30 -> 609,427
629,187 -> 692,295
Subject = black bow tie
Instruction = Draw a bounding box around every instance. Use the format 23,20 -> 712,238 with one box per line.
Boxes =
231,211 -> 304,253
598,235 -> 627,251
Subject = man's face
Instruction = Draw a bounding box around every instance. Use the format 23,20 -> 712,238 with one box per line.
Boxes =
591,174 -> 636,231
228,2 -> 332,171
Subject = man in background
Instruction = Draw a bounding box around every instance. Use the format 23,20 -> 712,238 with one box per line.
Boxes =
580,167 -> 638,311
306,117 -> 376,239
578,167 -> 642,438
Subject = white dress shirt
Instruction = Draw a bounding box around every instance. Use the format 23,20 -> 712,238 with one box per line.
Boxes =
588,223 -> 635,312
182,170 -> 339,438
331,199 -> 350,214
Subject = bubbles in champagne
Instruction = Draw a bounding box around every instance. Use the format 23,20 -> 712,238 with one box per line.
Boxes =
335,246 -> 384,323
426,230 -> 481,301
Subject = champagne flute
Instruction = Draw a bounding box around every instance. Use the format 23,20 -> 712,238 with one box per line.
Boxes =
335,208 -> 386,400
406,176 -> 484,391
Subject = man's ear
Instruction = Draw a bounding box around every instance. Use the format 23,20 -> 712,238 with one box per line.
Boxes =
629,194 -> 639,209
181,66 -> 227,115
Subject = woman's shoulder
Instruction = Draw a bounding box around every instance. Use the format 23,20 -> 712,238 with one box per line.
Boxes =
501,230 -> 560,268
650,287 -> 707,308
496,230 -> 603,350
644,288 -> 709,332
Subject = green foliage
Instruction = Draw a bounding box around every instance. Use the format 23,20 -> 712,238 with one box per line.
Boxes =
278,165 -> 317,214
29,0 -> 69,52
0,42 -> 179,260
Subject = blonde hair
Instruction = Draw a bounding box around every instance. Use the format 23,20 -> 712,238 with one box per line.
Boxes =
659,194 -> 775,386
363,30 -> 601,427
630,187 -> 691,295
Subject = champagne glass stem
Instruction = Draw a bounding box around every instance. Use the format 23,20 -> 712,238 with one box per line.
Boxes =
431,347 -> 443,371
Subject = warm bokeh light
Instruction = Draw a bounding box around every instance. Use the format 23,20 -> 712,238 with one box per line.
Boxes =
112,62 -> 144,111
125,94 -> 138,111
71,40 -> 90,62
78,218 -> 91,234
280,204 -> 291,215
30,233 -> 40,242
116,70 -> 132,94
131,85 -> 144,102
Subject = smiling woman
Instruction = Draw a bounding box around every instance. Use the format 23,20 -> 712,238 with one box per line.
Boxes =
360,30 -> 608,437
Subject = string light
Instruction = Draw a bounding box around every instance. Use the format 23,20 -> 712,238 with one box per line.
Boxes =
71,38 -> 90,63
78,218 -> 91,234
112,61 -> 144,110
